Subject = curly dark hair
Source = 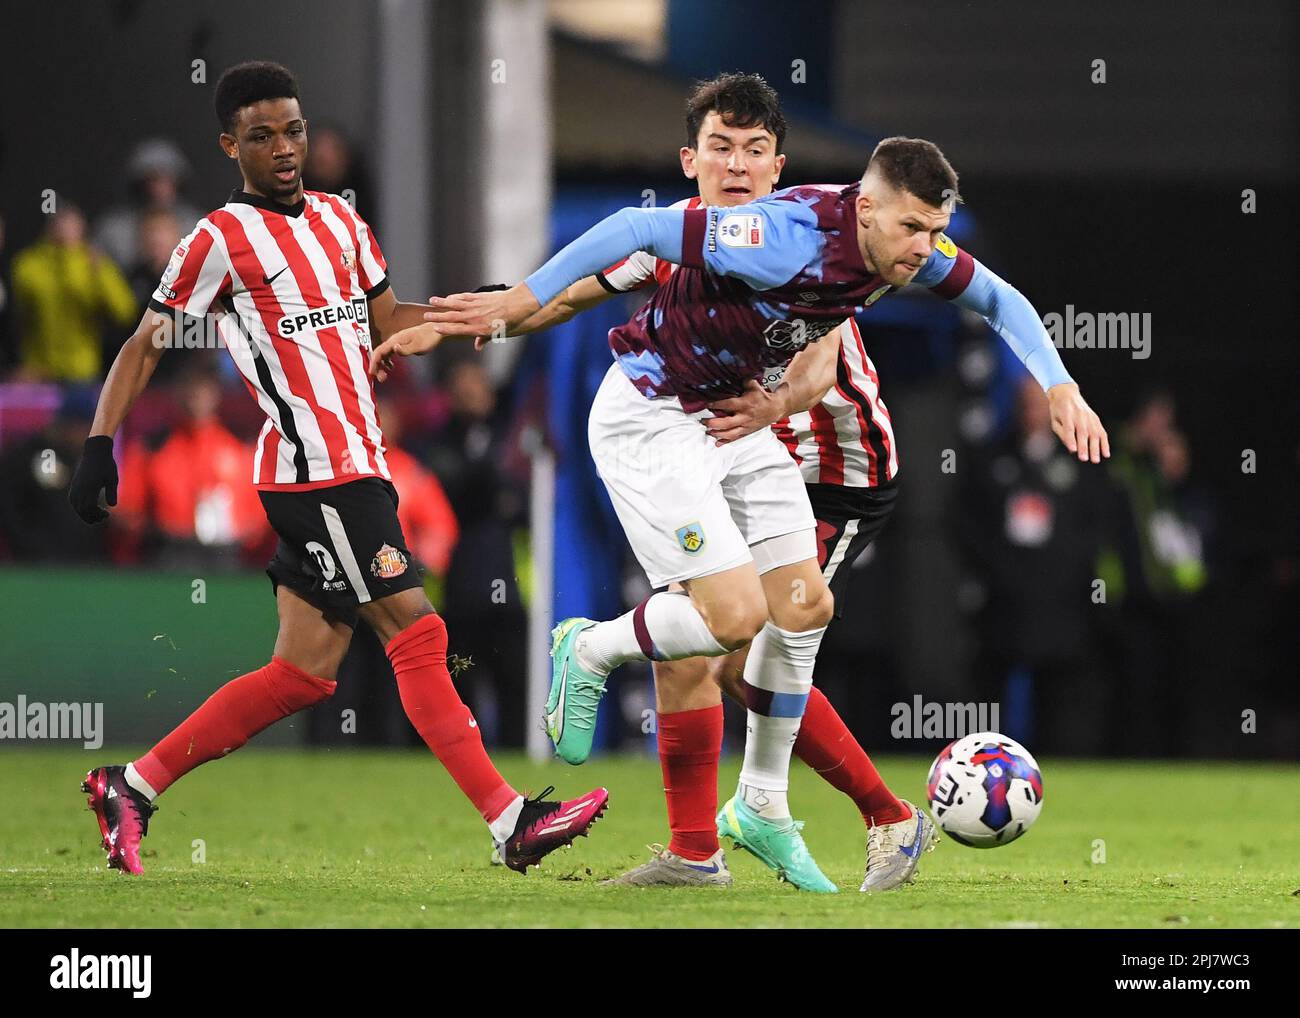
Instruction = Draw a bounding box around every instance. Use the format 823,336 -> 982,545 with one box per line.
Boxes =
685,72 -> 787,152
214,61 -> 301,133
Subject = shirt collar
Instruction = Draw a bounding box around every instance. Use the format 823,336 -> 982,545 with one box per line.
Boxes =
228,188 -> 306,218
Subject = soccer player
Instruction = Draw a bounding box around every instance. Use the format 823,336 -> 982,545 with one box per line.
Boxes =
425,75 -> 924,893
378,126 -> 1109,896
67,61 -> 608,876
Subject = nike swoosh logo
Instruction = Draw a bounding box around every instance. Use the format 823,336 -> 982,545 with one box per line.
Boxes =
685,861 -> 721,873
899,814 -> 925,860
548,659 -> 569,742
263,266 -> 289,285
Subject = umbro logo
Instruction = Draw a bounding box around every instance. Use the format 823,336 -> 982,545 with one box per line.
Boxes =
263,266 -> 289,285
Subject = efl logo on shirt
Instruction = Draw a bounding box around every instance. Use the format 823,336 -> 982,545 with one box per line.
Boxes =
718,213 -> 764,248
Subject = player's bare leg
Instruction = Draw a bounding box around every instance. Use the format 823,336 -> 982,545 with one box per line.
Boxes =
360,588 -> 607,872
83,586 -> 348,875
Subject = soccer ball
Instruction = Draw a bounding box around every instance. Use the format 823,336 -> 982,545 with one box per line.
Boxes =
926,732 -> 1044,848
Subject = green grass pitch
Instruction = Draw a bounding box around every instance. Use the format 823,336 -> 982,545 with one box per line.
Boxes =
3,748 -> 1297,928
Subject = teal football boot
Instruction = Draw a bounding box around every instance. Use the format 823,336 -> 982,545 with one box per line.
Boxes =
716,795 -> 838,893
545,618 -> 607,765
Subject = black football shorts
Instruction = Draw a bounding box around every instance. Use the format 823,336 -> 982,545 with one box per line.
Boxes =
807,480 -> 898,619
258,477 -> 424,628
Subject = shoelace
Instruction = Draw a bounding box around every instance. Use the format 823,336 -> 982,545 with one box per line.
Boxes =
566,675 -> 607,731
864,819 -> 901,876
518,786 -> 561,832
523,785 -> 557,810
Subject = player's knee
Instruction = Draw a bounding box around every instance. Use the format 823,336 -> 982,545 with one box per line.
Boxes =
807,585 -> 835,628
266,656 -> 338,714
385,610 -> 447,661
707,603 -> 767,651
774,582 -> 835,632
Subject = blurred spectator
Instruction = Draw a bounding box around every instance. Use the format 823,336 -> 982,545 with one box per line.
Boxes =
10,203 -> 137,382
302,124 -> 377,232
955,375 -> 1114,754
428,360 -> 529,747
1107,392 -> 1210,602
113,355 -> 268,569
0,385 -> 107,561
125,208 -> 187,384
1102,391 -> 1214,755
92,139 -> 202,270
128,207 -> 184,309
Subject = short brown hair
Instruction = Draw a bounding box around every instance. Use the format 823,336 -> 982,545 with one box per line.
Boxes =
685,73 -> 787,153
866,137 -> 961,208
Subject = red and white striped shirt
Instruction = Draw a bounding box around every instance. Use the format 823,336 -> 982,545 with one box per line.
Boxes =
150,189 -> 390,491
597,196 -> 898,488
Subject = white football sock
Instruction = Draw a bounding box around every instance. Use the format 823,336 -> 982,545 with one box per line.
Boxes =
575,592 -> 726,675
737,620 -> 827,820
488,794 -> 525,844
123,762 -> 158,802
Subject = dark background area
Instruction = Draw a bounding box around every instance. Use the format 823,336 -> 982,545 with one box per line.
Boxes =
0,0 -> 1295,759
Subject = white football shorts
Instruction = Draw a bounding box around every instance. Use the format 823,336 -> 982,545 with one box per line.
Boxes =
588,363 -> 815,588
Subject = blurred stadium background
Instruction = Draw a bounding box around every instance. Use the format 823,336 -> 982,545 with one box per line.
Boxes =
0,0 -> 1295,766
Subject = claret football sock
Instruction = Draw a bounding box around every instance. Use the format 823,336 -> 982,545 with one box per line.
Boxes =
576,591 -> 726,675
737,621 -> 826,820
387,613 -> 519,825
132,655 -> 337,797
795,687 -> 910,827
658,705 -> 724,861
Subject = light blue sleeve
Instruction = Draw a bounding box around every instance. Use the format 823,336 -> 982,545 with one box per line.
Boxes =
954,260 -> 1073,390
920,246 -> 1074,391
698,200 -> 824,290
523,208 -> 686,306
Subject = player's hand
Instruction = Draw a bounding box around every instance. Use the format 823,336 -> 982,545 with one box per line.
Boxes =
1047,382 -> 1110,463
369,324 -> 444,382
704,380 -> 788,446
68,435 -> 118,524
423,282 -> 540,339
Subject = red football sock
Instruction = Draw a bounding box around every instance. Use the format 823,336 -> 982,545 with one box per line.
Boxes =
133,656 -> 336,796
387,613 -> 518,825
658,704 -> 723,861
794,686 -> 910,826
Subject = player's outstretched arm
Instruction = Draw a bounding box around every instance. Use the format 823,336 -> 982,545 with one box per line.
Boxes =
488,276 -> 613,343
425,207 -> 693,337
934,255 -> 1110,464
68,308 -> 174,523
703,330 -> 843,445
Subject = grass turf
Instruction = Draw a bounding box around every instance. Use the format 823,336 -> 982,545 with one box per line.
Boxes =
2,748 -> 1297,928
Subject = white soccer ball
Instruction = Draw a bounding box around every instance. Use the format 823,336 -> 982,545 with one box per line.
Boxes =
926,732 -> 1044,848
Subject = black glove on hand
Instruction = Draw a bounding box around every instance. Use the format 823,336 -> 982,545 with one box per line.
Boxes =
68,435 -> 118,524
